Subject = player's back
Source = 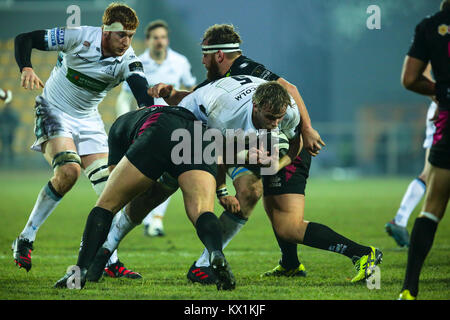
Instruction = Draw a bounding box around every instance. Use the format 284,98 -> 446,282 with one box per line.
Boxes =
415,11 -> 450,85
180,75 -> 265,134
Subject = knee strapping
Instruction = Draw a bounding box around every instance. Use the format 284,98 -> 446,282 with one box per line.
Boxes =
84,158 -> 109,196
52,151 -> 81,169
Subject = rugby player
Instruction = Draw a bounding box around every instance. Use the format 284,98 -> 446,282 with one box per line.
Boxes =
115,19 -> 196,240
54,104 -> 238,291
398,0 -> 450,300
102,78 -> 382,285
11,3 -> 153,279
385,65 -> 437,247
149,24 -> 324,283
69,79 -> 297,288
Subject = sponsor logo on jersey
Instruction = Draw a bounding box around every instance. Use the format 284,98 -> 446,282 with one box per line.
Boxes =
66,67 -> 108,92
56,27 -> 65,45
234,86 -> 257,101
239,62 -> 249,68
128,61 -> 144,73
102,63 -> 118,76
260,70 -> 273,80
438,24 -> 449,36
50,28 -> 57,46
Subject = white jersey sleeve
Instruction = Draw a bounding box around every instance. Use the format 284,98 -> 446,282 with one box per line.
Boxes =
119,50 -> 146,82
44,27 -> 83,53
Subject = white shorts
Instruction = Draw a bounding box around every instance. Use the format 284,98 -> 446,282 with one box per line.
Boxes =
423,102 -> 438,149
31,95 -> 108,156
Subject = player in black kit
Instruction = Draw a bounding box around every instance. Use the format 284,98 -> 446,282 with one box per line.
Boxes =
399,0 -> 450,300
54,106 -> 236,291
148,24 -> 328,284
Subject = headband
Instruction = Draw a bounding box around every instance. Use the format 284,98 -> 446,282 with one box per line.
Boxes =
202,43 -> 241,54
103,22 -> 135,32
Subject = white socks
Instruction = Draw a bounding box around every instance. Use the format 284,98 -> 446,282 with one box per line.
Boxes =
143,197 -> 171,225
105,208 -> 138,266
20,182 -> 62,242
195,211 -> 247,268
394,178 -> 426,227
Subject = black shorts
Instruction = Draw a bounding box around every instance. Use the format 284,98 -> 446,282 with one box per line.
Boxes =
108,109 -> 217,181
262,149 -> 311,196
428,109 -> 450,170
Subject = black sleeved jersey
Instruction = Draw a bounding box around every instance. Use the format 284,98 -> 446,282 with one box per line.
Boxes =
195,55 -> 280,91
408,10 -> 450,88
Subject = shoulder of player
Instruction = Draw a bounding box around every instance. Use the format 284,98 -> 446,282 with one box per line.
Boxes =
123,46 -> 140,62
231,55 -> 263,70
71,25 -> 101,39
418,11 -> 447,29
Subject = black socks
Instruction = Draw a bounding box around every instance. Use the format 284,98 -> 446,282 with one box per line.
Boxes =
76,207 -> 114,269
402,217 -> 438,297
273,228 -> 300,269
303,222 -> 371,259
196,212 -> 223,255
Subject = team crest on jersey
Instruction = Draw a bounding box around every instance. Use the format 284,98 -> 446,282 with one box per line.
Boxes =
102,63 -> 118,76
128,61 -> 144,72
83,41 -> 91,47
438,24 -> 449,36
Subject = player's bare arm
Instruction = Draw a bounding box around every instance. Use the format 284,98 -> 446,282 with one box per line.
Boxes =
277,77 -> 325,156
401,56 -> 436,96
15,31 -> 46,90
147,82 -> 191,105
216,164 -> 240,214
278,134 -> 303,172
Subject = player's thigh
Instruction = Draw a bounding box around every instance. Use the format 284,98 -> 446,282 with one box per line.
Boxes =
263,193 -> 307,240
42,137 -> 78,165
42,137 -> 81,184
422,165 -> 450,219
178,170 -> 216,225
97,156 -> 154,214
81,152 -> 108,169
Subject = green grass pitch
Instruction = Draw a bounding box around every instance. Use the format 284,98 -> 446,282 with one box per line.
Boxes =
0,170 -> 449,300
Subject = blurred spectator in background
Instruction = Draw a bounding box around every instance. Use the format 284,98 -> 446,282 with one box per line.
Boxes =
0,89 -> 20,165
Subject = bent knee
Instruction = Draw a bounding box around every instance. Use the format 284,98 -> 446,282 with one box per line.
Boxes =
237,184 -> 263,207
52,163 -> 81,194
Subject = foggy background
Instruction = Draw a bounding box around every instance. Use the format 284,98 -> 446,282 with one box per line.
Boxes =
0,0 -> 441,177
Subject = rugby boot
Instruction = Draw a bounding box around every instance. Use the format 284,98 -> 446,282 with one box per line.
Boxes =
351,246 -> 383,283
261,262 -> 307,277
398,289 -> 417,300
103,259 -> 142,279
186,261 -> 217,285
210,251 -> 236,291
385,220 -> 410,247
54,267 -> 87,289
12,237 -> 33,272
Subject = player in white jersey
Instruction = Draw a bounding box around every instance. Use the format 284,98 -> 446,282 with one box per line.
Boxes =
179,76 -> 299,139
93,79 -> 381,285
11,3 -> 154,279
80,80 -> 298,287
149,24 -> 322,283
385,65 -> 438,248
115,20 -> 196,239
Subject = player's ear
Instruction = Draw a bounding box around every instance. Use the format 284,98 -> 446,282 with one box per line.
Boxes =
216,50 -> 225,63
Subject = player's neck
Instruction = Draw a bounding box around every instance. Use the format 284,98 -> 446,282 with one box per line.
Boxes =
150,49 -> 167,65
220,54 -> 241,76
